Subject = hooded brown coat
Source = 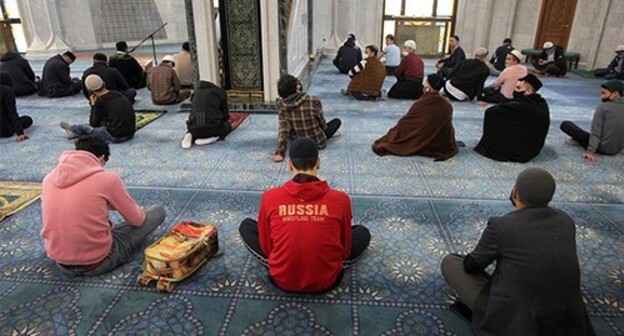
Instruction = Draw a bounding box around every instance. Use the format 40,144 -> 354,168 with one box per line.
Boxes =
372,92 -> 458,160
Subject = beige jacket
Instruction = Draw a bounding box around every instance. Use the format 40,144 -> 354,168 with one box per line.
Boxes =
174,51 -> 193,86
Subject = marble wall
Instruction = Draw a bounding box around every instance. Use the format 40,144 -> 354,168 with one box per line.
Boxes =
18,0 -> 187,58
287,0 -> 309,78
455,0 -> 624,69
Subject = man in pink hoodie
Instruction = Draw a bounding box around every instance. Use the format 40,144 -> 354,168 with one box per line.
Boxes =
41,136 -> 166,276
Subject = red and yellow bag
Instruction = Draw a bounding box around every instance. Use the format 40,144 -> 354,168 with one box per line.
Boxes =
137,221 -> 219,292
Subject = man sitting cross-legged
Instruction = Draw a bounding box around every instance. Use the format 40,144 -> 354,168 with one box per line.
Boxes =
240,137 -> 371,293
441,167 -> 595,335
41,136 -> 166,276
82,53 -> 137,104
342,44 -> 386,101
373,73 -> 458,160
59,75 -> 136,143
560,79 -> 624,163
474,74 -> 550,163
273,74 -> 342,162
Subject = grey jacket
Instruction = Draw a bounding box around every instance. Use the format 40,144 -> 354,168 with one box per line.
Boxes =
588,98 -> 624,154
464,207 -> 595,336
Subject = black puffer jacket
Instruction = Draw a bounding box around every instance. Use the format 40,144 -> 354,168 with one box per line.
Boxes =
0,51 -> 37,96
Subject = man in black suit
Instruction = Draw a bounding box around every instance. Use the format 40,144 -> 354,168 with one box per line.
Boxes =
436,35 -> 466,79
441,167 -> 595,336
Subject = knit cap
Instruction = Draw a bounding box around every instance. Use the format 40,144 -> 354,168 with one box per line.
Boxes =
289,137 -> 318,159
514,167 -> 556,207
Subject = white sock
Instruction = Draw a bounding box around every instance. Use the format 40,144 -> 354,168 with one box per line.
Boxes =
181,133 -> 193,149
194,137 -> 219,146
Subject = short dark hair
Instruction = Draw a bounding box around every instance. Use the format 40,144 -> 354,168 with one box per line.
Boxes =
452,35 -> 460,42
290,158 -> 318,171
116,41 -> 128,52
277,74 -> 299,98
365,45 -> 379,56
386,34 -> 395,41
63,51 -> 77,61
93,53 -> 107,63
182,42 -> 190,52
75,136 -> 110,161
503,38 -> 512,44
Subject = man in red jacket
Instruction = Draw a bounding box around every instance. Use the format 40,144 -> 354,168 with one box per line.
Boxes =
239,137 -> 371,293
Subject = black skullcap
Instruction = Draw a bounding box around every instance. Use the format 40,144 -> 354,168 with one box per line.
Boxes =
93,53 -> 107,63
427,73 -> 445,91
515,167 -> 556,207
289,137 -> 319,159
116,41 -> 128,52
520,74 -> 543,92
63,51 -> 76,61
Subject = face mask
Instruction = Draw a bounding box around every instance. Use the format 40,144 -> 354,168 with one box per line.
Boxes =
402,51 -> 408,56
513,90 -> 525,99
602,97 -> 611,102
509,191 -> 516,207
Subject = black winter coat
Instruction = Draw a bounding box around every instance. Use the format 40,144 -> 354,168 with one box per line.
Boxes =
187,81 -> 230,137
0,51 -> 37,96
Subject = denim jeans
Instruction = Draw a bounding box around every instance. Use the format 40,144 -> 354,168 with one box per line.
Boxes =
58,205 -> 166,276
71,124 -> 114,143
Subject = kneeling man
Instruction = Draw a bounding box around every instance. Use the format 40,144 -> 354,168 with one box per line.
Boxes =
441,167 -> 595,335
474,74 -> 550,162
41,136 -> 166,276
240,137 -> 371,293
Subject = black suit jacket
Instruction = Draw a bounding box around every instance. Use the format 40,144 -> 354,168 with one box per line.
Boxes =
538,45 -> 567,75
464,207 -> 595,336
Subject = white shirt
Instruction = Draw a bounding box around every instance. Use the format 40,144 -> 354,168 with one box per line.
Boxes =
383,44 -> 401,66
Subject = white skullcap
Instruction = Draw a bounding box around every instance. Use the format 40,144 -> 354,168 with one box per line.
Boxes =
403,40 -> 416,51
543,41 -> 554,49
85,75 -> 104,91
162,55 -> 176,63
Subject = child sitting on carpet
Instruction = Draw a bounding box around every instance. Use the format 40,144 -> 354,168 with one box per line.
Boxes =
181,81 -> 232,149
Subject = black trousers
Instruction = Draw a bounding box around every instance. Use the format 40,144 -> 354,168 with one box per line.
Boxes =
0,115 -> 33,137
560,121 -> 589,149
388,79 -> 423,100
385,65 -> 397,76
123,88 -> 137,104
479,87 -> 509,104
324,118 -> 342,139
238,218 -> 371,269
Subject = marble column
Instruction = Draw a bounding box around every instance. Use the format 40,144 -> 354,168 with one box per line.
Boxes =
190,0 -> 220,84
260,0 -> 281,101
20,0 -> 71,59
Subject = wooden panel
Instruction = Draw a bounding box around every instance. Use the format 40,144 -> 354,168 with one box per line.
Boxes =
534,0 -> 577,50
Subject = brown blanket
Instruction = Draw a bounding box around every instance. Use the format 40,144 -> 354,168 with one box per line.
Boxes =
372,92 -> 458,161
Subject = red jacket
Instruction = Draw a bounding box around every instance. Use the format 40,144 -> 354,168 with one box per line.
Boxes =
394,53 -> 424,80
258,174 -> 352,292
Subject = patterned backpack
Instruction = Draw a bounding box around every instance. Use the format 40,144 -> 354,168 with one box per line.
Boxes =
138,221 -> 219,292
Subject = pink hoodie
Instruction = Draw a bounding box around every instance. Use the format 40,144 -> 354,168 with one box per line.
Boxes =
40,150 -> 145,265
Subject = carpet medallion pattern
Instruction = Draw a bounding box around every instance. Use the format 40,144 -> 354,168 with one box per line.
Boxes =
0,59 -> 622,334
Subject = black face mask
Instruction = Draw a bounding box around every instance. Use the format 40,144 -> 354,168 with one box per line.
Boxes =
513,90 -> 525,99
602,97 -> 611,102
509,191 -> 516,207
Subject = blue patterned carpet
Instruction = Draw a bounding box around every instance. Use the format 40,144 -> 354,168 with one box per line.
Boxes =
0,58 -> 623,335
